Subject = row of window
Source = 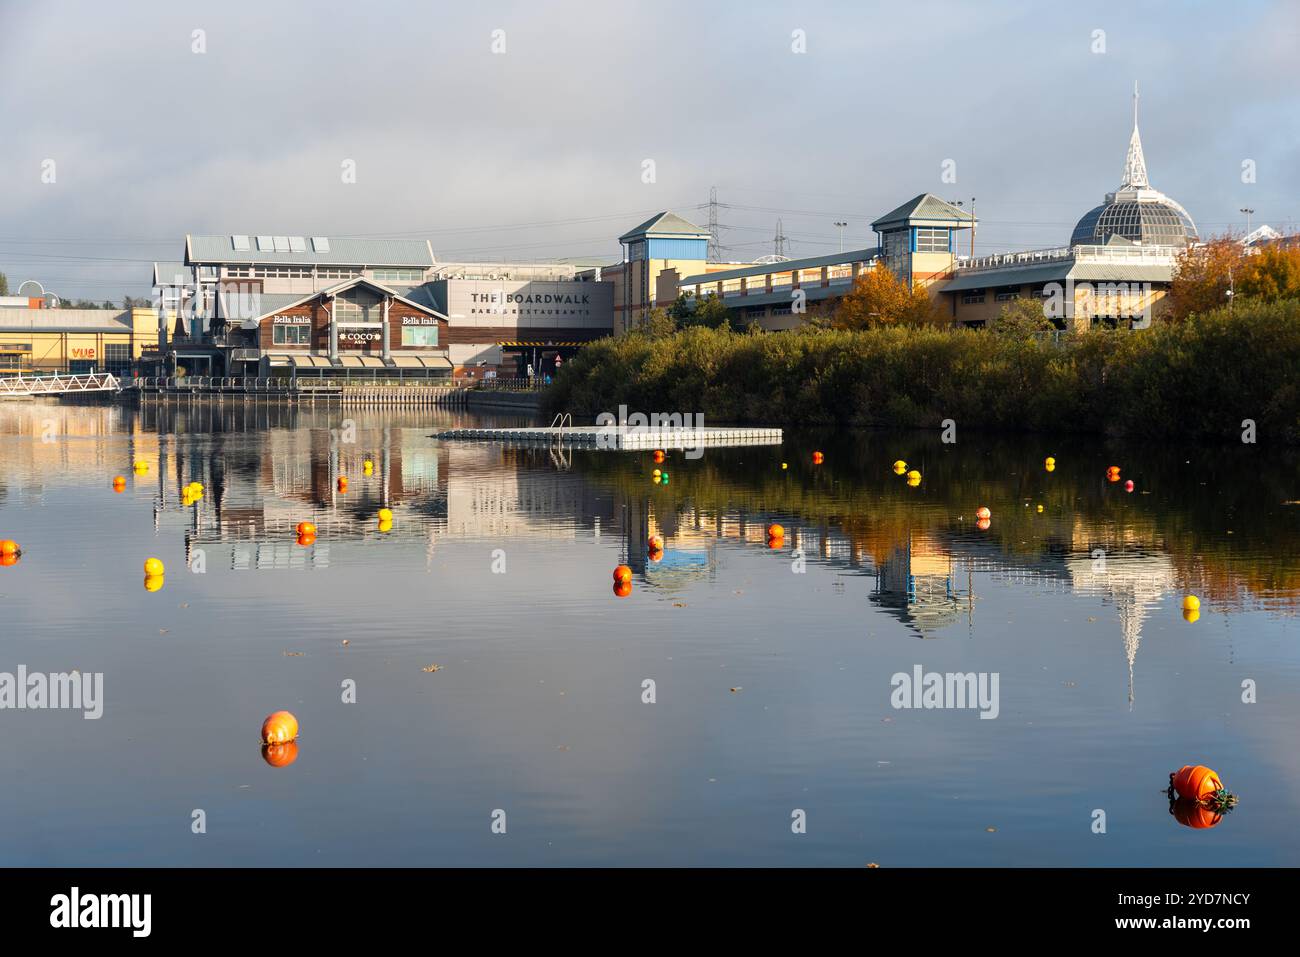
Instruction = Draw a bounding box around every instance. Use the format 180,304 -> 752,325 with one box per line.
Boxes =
223,266 -> 410,281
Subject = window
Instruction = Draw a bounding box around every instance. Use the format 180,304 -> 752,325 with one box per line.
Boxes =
961,289 -> 986,304
915,228 -> 949,253
317,267 -> 360,280
254,266 -> 315,279
883,230 -> 909,267
272,324 -> 311,345
371,268 -> 425,283
334,290 -> 383,324
104,343 -> 131,371
771,304 -> 793,316
225,266 -> 253,278
995,288 -> 1021,302
401,325 -> 439,347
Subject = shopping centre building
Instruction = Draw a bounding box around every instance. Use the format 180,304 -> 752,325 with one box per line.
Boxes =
78,96 -> 1217,378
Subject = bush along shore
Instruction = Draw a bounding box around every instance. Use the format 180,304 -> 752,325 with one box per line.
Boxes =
544,299 -> 1300,443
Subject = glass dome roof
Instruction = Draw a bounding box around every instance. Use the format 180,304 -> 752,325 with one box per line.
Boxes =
1070,198 -> 1199,247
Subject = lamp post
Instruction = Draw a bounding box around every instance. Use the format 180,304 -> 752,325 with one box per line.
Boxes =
1240,207 -> 1255,236
833,221 -> 848,253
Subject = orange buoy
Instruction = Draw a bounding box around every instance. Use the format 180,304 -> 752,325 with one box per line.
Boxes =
613,564 -> 632,584
812,451 -> 824,464
0,540 -> 18,557
297,532 -> 316,547
112,475 -> 126,491
767,523 -> 785,539
975,507 -> 991,521
648,535 -> 663,550
261,710 -> 299,745
648,547 -> 663,563
0,553 -> 18,567
613,580 -> 632,598
1171,765 -> 1224,802
296,521 -> 317,537
262,741 -> 300,768
652,450 -> 665,463
337,477 -> 348,492
976,517 -> 991,531
767,535 -> 784,550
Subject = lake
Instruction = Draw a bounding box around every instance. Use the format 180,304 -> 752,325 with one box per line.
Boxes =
1,400 -> 1297,866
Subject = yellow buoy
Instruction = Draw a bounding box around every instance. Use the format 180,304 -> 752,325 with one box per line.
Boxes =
1036,504 -> 1044,513
377,507 -> 393,522
781,462 -> 788,470
906,469 -> 921,481
143,575 -> 164,592
133,460 -> 149,473
1183,608 -> 1200,623
377,518 -> 393,534
893,460 -> 907,472
144,557 -> 165,577
652,469 -> 661,479
1044,456 -> 1055,468
1182,595 -> 1201,612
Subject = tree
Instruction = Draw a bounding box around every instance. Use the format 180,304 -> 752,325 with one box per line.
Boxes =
1237,242 -> 1300,302
0,272 -> 8,296
636,307 -> 677,340
667,292 -> 731,330
1169,238 -> 1245,322
829,266 -> 940,329
990,296 -> 1056,336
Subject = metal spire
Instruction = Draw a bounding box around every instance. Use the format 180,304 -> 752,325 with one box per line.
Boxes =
1121,82 -> 1149,189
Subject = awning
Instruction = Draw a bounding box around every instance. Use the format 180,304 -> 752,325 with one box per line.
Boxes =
265,353 -> 294,365
338,355 -> 364,368
389,356 -> 424,369
358,356 -> 385,368
419,356 -> 453,369
292,354 -> 331,368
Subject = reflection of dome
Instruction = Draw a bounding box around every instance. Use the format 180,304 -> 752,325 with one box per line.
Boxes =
1070,88 -> 1198,248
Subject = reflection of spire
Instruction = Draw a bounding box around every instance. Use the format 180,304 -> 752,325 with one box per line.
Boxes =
1121,82 -> 1149,189
1066,550 -> 1174,710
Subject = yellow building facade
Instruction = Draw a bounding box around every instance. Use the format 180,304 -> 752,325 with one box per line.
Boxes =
0,306 -> 160,374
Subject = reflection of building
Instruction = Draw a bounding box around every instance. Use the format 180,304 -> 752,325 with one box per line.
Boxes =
871,532 -> 962,637
1067,550 -> 1176,708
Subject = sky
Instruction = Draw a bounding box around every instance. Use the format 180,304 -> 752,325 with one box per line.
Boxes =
1,0 -> 1297,301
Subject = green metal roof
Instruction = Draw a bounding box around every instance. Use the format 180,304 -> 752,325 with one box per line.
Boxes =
871,194 -> 975,231
618,211 -> 709,242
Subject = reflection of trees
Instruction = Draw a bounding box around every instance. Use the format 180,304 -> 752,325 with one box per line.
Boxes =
572,430 -> 1300,616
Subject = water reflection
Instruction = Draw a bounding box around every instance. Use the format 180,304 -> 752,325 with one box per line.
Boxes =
2,401 -> 1298,865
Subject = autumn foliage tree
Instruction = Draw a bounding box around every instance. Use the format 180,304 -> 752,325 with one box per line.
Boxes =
828,265 -> 941,329
1169,236 -> 1300,321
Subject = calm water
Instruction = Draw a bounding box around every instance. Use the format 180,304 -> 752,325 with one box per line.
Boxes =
1,400 -> 1297,866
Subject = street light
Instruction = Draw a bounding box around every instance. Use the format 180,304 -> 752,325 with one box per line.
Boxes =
1240,208 -> 1255,236
833,221 -> 848,253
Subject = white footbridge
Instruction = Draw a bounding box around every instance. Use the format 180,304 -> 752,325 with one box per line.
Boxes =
0,372 -> 123,397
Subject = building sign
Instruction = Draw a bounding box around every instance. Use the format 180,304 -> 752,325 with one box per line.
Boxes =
401,316 -> 440,326
71,348 -> 97,359
471,292 -> 591,306
339,331 -> 381,343
272,315 -> 305,324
